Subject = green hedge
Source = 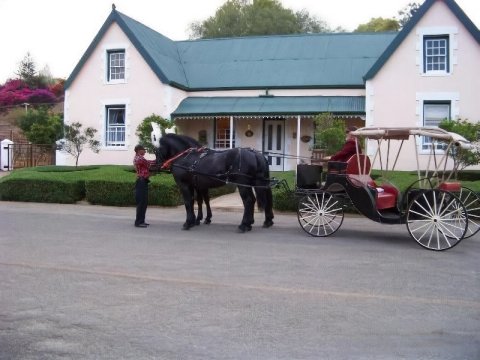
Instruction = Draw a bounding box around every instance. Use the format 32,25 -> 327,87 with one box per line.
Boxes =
0,178 -> 85,203
0,165 -> 236,207
1,166 -> 478,211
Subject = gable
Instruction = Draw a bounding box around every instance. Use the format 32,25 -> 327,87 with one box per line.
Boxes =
364,0 -> 480,80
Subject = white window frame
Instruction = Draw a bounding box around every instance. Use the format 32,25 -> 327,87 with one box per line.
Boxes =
214,117 -> 235,149
416,92 -> 459,154
103,44 -> 129,84
108,50 -> 125,81
416,26 -> 457,76
422,102 -> 451,151
101,100 -> 130,149
424,36 -> 449,73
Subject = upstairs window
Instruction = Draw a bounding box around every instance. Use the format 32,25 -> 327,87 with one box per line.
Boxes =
422,101 -> 450,150
423,35 -> 449,74
106,105 -> 126,147
107,50 -> 125,82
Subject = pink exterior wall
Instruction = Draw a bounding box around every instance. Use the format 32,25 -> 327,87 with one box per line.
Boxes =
64,23 -> 186,165
366,1 -> 480,170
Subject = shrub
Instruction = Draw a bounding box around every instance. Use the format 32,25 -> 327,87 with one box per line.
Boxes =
0,178 -> 84,203
85,175 -> 182,207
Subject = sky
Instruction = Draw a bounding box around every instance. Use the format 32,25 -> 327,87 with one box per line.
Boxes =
1,0 -> 479,84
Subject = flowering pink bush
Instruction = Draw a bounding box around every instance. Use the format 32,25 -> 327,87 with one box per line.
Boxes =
0,78 -> 58,110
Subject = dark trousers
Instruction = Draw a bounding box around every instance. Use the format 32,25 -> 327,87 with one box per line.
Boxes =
135,178 -> 149,225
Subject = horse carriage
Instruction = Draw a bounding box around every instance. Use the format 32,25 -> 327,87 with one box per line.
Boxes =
151,123 -> 479,251
295,127 -> 479,251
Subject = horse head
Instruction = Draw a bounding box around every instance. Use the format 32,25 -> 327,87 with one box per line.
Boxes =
150,122 -> 162,148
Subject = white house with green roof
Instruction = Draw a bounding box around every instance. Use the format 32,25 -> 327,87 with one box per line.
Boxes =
63,0 -> 479,171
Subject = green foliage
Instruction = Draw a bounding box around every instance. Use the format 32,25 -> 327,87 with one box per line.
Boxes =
189,0 -> 333,39
61,122 -> 101,166
313,113 -> 346,155
17,107 -> 63,145
355,17 -> 399,32
0,165 -> 183,206
397,2 -> 420,28
0,178 -> 84,203
16,52 -> 37,87
439,119 -> 480,171
135,114 -> 174,154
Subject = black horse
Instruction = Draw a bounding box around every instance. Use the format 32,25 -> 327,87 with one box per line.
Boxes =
151,132 -> 212,225
155,134 -> 274,232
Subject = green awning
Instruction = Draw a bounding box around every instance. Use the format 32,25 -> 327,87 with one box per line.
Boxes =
172,96 -> 365,117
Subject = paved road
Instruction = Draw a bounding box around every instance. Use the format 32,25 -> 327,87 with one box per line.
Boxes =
0,201 -> 479,359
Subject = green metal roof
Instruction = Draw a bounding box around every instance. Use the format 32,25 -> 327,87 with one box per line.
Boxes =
171,96 -> 365,117
65,9 -> 395,90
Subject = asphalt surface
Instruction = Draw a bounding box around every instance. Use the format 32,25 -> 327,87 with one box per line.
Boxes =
0,201 -> 479,360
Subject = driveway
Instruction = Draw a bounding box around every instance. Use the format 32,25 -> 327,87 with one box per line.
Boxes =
1,201 -> 479,359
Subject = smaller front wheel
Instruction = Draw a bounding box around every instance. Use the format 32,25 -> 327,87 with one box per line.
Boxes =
406,189 -> 467,251
297,192 -> 344,237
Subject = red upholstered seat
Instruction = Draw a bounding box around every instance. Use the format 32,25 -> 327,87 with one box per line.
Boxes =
438,182 -> 461,192
346,155 -> 398,210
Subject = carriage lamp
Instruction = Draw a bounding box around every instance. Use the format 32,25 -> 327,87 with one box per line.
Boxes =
245,124 -> 254,137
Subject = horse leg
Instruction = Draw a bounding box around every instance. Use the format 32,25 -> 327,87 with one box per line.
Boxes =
237,186 -> 256,233
203,189 -> 212,224
195,189 -> 203,225
180,184 -> 196,230
262,187 -> 274,228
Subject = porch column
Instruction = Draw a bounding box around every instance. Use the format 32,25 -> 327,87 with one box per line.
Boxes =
296,115 -> 301,164
229,116 -> 234,149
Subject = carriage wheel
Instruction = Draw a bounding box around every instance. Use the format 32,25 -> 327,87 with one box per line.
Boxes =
406,189 -> 467,251
456,187 -> 480,239
297,192 -> 344,237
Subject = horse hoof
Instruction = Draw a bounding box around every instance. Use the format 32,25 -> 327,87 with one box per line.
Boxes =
238,224 -> 251,233
263,220 -> 274,228
182,223 -> 193,230
204,219 -> 211,225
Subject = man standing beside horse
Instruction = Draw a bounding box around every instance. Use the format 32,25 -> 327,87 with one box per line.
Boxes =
133,144 -> 155,228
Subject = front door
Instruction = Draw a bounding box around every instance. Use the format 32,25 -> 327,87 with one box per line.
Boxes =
264,119 -> 284,171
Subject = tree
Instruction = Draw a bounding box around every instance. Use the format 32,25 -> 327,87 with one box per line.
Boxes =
355,17 -> 399,32
136,114 -> 174,154
439,119 -> 480,172
397,2 -> 420,28
16,53 -> 37,88
59,122 -> 100,166
189,0 -> 333,39
313,113 -> 346,156
17,107 -> 63,145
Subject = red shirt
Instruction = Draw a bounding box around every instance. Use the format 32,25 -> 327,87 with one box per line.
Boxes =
330,139 -> 360,162
134,155 -> 155,179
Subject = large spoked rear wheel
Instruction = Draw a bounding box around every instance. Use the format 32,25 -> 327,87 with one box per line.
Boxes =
457,187 -> 480,239
407,189 -> 467,251
297,192 -> 344,237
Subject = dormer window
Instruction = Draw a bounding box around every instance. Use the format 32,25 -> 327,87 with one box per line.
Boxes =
107,50 -> 125,82
424,35 -> 449,73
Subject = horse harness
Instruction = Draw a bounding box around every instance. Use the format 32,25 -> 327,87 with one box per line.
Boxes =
160,146 -> 274,188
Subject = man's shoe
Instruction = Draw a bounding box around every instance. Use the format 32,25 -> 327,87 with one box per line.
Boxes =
142,223 -> 150,226
135,223 -> 148,228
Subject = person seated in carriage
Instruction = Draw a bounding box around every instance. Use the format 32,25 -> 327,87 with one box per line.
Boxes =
329,126 -> 361,162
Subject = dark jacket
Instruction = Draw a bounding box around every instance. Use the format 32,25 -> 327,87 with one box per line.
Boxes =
330,139 -> 359,162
